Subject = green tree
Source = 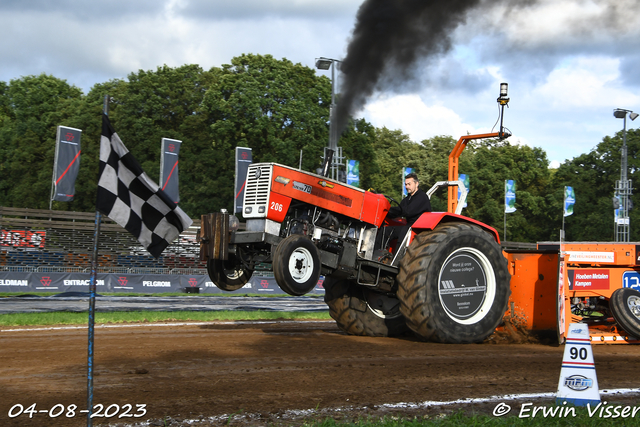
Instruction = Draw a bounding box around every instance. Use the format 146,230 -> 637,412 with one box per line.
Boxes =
56,79 -> 125,212
553,128 -> 640,241
465,141 -> 554,242
371,133 -> 555,242
0,74 -> 83,208
417,135 -> 464,212
368,127 -> 421,201
104,64 -> 217,216
338,118 -> 378,191
201,54 -> 331,213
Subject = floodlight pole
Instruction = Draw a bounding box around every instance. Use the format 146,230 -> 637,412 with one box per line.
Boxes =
614,108 -> 636,242
497,83 -> 510,139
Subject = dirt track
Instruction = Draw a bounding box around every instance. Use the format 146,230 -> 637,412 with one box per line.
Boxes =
1,321 -> 639,426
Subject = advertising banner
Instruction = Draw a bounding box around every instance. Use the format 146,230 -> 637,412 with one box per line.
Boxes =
347,160 -> 360,187
458,174 -> 469,208
505,180 -> 516,213
0,271 -> 325,295
564,186 -> 575,217
52,126 -> 82,202
160,138 -> 182,203
567,269 -> 610,291
1,230 -> 46,248
235,147 -> 253,214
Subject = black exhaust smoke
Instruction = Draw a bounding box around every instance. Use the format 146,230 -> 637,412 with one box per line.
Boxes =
335,0 -> 484,134
335,0 -> 628,137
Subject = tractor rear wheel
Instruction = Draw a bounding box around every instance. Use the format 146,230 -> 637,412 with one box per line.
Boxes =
610,287 -> 640,339
397,222 -> 511,343
207,254 -> 252,291
323,277 -> 408,337
273,234 -> 321,296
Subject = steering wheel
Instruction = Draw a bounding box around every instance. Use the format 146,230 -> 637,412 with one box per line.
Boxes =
385,195 -> 400,206
369,188 -> 400,207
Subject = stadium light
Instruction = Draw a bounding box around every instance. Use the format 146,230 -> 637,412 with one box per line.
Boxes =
613,108 -> 636,241
315,58 -> 333,70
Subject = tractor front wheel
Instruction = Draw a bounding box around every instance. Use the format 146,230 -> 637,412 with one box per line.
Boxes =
324,277 -> 408,337
397,222 -> 511,343
273,234 -> 321,296
207,254 -> 252,291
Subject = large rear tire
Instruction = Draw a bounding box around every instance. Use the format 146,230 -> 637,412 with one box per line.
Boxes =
397,222 -> 511,343
207,254 -> 252,291
324,277 -> 409,337
273,234 -> 321,296
610,287 -> 640,339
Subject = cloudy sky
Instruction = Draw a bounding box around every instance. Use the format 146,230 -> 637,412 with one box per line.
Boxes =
2,0 -> 639,168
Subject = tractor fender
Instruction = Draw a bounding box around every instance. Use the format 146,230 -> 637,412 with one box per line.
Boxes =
411,212 -> 501,244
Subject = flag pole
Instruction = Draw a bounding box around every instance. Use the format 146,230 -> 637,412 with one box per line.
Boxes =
87,95 -> 108,426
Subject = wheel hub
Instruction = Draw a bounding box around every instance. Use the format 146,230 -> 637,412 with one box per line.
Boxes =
289,248 -> 313,283
364,290 -> 403,319
628,295 -> 640,319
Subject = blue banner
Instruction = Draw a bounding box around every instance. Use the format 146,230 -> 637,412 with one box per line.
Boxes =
564,186 -> 575,217
505,180 -> 516,213
402,167 -> 413,197
347,160 -> 360,187
458,174 -> 469,208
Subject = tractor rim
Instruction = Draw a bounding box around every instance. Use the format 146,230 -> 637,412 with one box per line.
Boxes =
288,247 -> 314,283
222,258 -> 244,280
364,290 -> 403,319
627,295 -> 640,319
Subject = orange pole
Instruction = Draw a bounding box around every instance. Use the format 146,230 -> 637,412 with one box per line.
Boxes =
447,132 -> 500,213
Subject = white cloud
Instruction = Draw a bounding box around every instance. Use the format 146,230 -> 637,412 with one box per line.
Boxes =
0,3 -> 355,91
477,0 -> 640,49
363,94 -> 484,142
177,0 -> 361,20
2,0 -> 640,167
533,56 -> 638,109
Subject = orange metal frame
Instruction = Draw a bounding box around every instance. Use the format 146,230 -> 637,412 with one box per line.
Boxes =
447,132 -> 500,213
560,242 -> 640,344
504,242 -> 640,344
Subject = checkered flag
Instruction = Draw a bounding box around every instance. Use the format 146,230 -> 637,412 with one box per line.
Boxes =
97,114 -> 193,258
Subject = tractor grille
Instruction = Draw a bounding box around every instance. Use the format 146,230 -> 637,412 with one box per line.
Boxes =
243,164 -> 272,218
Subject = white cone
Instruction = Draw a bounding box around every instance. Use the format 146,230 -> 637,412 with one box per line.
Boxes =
556,323 -> 600,406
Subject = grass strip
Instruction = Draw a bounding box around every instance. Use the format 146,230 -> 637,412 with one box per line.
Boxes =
0,310 -> 331,326
304,409 -> 640,426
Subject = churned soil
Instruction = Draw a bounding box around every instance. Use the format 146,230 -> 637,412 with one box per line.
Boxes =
1,321 -> 639,426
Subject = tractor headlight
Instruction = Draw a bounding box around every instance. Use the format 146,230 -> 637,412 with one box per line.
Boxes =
229,215 -> 240,232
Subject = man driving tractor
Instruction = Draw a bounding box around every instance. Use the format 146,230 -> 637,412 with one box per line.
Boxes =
378,172 -> 432,253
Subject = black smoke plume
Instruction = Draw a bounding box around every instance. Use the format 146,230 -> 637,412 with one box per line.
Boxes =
335,0 -> 484,133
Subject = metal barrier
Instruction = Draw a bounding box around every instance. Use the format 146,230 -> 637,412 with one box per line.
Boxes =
36,266 -> 85,273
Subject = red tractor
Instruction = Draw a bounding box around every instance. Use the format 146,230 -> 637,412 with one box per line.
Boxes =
199,131 -> 511,344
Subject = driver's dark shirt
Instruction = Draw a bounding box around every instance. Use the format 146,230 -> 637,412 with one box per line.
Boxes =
388,188 -> 432,225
